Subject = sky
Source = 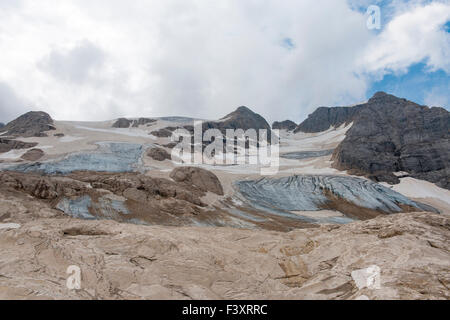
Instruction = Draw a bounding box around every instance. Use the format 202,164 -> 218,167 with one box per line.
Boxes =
0,0 -> 449,124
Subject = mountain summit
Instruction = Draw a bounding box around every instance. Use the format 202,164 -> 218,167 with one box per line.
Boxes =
3,111 -> 55,137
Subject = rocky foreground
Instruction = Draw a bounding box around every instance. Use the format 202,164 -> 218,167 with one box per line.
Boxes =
0,187 -> 448,300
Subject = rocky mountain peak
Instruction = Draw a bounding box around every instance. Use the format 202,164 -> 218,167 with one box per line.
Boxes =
3,111 -> 55,137
368,91 -> 409,105
272,120 -> 297,131
208,106 -> 271,133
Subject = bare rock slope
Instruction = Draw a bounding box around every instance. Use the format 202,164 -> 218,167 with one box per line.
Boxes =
2,111 -> 55,137
273,120 -> 297,131
296,92 -> 449,189
0,188 -> 448,300
332,92 -> 449,189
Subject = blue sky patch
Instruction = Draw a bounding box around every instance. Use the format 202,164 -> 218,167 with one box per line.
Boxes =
367,62 -> 450,109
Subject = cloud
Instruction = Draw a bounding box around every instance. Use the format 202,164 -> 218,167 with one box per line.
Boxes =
424,84 -> 450,108
38,40 -> 105,84
361,2 -> 450,75
0,0 -> 447,123
0,82 -> 28,123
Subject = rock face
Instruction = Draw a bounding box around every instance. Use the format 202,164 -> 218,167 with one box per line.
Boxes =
295,106 -> 361,133
0,138 -> 38,153
273,120 -> 297,131
170,167 -> 224,196
20,149 -> 44,161
235,175 -> 437,223
332,92 -> 450,189
0,189 -> 448,300
147,147 -> 171,161
0,123 -> 4,129
112,118 -> 132,128
150,127 -> 178,138
132,118 -> 156,127
113,118 -> 157,128
3,111 -> 55,137
204,106 -> 272,137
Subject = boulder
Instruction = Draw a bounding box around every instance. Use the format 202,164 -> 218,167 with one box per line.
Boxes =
21,149 -> 45,161
147,147 -> 171,161
112,118 -> 132,128
170,167 -> 224,196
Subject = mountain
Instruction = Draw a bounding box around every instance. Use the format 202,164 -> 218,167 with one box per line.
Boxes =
150,106 -> 273,143
3,111 -> 55,137
112,117 -> 156,128
0,123 -> 4,129
203,106 -> 271,135
330,92 -> 450,189
294,105 -> 363,133
272,120 -> 297,131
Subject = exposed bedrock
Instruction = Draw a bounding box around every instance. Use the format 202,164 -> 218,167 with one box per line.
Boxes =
112,118 -> 132,128
272,120 -> 297,131
0,169 -> 221,226
331,92 -> 450,189
147,147 -> 171,161
295,105 -> 361,133
113,118 -> 156,128
20,148 -> 45,161
170,166 -> 224,196
234,175 -> 437,222
2,111 -> 55,137
0,138 -> 38,153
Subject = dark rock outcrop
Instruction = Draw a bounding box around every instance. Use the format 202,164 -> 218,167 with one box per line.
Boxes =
21,149 -> 45,161
203,106 -> 271,138
295,105 -> 362,133
331,92 -> 450,189
147,147 -> 171,161
112,118 -> 132,128
132,118 -> 156,127
0,123 -> 4,129
3,111 -> 55,137
272,120 -> 297,131
150,127 -> 178,138
170,167 -> 224,196
113,118 -> 157,128
0,138 -> 38,153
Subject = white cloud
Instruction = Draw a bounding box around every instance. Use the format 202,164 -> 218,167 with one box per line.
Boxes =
424,84 -> 450,108
361,2 -> 450,75
0,0 -> 447,123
